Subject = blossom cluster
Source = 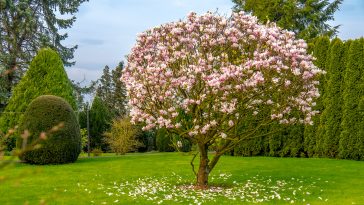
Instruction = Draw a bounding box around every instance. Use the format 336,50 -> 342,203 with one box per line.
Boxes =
122,11 -> 322,137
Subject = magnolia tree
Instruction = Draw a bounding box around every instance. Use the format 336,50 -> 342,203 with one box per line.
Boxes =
122,12 -> 322,188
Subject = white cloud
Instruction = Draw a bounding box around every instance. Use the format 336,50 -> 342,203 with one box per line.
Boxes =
66,67 -> 102,84
64,0 -> 234,83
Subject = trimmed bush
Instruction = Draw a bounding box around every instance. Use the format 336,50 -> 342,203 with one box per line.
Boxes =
17,95 -> 81,164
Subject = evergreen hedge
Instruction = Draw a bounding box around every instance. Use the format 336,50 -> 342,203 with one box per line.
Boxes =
304,36 -> 330,157
322,38 -> 345,158
232,37 -> 364,161
339,38 -> 364,160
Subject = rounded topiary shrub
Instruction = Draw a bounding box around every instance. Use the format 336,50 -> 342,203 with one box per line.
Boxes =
17,95 -> 81,164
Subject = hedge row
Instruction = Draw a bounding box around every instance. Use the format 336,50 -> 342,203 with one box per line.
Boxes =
234,37 -> 364,160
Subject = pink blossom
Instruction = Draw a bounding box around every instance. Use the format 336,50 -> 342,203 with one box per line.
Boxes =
221,133 -> 227,139
122,11 -> 322,133
228,120 -> 234,127
211,120 -> 217,126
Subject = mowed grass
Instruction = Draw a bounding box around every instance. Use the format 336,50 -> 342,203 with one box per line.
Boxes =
0,152 -> 363,205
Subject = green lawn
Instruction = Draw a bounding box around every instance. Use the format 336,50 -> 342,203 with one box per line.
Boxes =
0,152 -> 363,204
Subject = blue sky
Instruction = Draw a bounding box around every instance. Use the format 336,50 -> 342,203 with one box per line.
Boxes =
64,0 -> 364,83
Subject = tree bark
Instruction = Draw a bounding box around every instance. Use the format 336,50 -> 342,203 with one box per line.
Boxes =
196,143 -> 209,189
4,57 -> 17,96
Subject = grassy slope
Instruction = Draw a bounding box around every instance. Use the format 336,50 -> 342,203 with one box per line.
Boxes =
0,152 -> 363,205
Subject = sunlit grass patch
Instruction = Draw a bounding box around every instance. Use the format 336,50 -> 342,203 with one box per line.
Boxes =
1,153 -> 363,204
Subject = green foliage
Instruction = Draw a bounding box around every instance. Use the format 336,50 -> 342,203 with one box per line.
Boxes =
226,37 -> 364,160
173,135 -> 192,153
281,125 -> 305,157
322,38 -> 345,158
304,36 -> 330,157
0,48 -> 76,150
155,128 -> 192,153
232,0 -> 342,41
136,130 -> 156,152
111,62 -> 128,117
315,36 -> 333,156
96,66 -> 113,110
78,104 -> 88,129
357,97 -> 364,159
104,118 -> 143,155
17,95 -> 81,164
96,63 -> 127,118
0,65 -> 8,112
91,148 -> 103,157
89,96 -> 112,151
156,128 -> 175,152
233,136 -> 266,156
225,37 -> 364,160
0,0 -> 87,105
80,128 -> 88,152
267,134 -> 283,157
77,63 -> 128,151
340,38 -> 364,160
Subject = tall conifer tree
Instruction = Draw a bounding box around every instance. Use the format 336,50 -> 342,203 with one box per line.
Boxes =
111,62 -> 127,117
96,63 -> 127,118
96,66 -> 113,108
89,95 -> 112,151
304,36 -> 330,157
322,38 -> 344,157
340,39 -> 364,159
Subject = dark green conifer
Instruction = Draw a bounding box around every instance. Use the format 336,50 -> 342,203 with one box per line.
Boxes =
89,95 -> 112,151
322,38 -> 345,157
339,39 -> 364,159
304,36 -> 330,157
232,0 -> 342,41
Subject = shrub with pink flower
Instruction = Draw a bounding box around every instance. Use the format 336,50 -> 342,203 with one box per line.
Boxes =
122,11 -> 322,188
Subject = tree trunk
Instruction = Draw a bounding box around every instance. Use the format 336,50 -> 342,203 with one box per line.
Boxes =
4,58 -> 17,97
196,143 -> 209,189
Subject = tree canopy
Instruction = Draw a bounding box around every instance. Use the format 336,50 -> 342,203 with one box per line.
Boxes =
232,0 -> 342,41
96,63 -> 127,117
0,0 -> 87,105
